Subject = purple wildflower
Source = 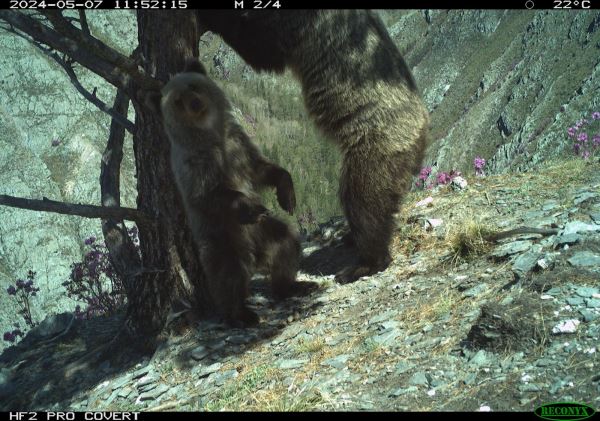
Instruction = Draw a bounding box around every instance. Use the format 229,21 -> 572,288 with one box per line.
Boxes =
51,139 -> 61,147
418,166 -> 432,181
436,172 -> 452,185
84,236 -> 96,246
592,111 -> 600,120
416,166 -> 432,189
577,132 -> 588,142
6,285 -> 16,295
567,127 -> 577,137
3,328 -> 23,343
474,156 -> 486,176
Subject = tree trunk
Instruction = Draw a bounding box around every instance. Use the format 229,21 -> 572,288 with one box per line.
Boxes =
125,11 -> 212,346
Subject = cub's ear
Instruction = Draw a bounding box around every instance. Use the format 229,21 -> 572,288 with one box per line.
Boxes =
144,90 -> 163,116
184,59 -> 207,75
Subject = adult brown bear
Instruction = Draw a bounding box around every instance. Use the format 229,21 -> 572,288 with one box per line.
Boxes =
198,11 -> 429,283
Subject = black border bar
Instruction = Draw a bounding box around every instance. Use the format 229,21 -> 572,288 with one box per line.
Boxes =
3,0 -> 599,10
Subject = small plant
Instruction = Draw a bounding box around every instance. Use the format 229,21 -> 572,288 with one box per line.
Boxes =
63,227 -> 139,319
474,156 -> 486,176
3,270 -> 40,343
295,337 -> 325,354
361,337 -> 381,353
446,221 -> 496,264
567,111 -> 600,160
204,365 -> 272,411
3,327 -> 24,343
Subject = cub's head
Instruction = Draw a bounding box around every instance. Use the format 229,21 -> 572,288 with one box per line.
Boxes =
147,60 -> 229,140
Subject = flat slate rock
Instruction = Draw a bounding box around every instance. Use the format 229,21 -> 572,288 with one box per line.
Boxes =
278,359 -> 309,370
554,233 -> 582,247
190,346 -> 211,361
575,287 -> 599,298
138,384 -> 170,401
196,362 -> 223,377
568,251 -> 600,268
373,328 -> 401,345
566,297 -> 585,306
408,371 -> 430,386
321,355 -> 351,369
574,192 -> 598,205
512,251 -> 541,277
492,241 -> 532,258
562,221 -> 600,236
585,298 -> 600,308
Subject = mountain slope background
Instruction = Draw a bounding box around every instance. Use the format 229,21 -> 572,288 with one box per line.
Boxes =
0,10 -> 599,346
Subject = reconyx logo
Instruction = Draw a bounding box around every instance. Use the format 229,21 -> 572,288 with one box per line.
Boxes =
535,402 -> 596,421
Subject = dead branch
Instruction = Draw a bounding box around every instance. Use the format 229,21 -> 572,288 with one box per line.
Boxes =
0,194 -> 152,227
38,42 -> 135,134
78,11 -> 90,36
486,226 -> 559,242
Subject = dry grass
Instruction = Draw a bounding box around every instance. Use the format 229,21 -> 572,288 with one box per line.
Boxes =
295,337 -> 326,355
201,364 -> 279,411
248,382 -> 324,411
398,286 -> 462,333
445,220 -> 497,265
391,220 -> 430,257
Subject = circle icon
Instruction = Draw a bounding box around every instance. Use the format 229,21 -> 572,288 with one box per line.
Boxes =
525,0 -> 535,8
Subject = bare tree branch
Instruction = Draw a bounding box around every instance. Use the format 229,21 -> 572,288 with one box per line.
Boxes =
0,10 -> 162,97
101,88 -> 142,281
0,194 -> 152,226
78,11 -> 90,36
0,23 -> 135,133
42,44 -> 135,134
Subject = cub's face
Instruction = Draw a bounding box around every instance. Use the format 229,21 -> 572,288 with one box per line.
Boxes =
160,72 -> 221,131
147,60 -> 229,142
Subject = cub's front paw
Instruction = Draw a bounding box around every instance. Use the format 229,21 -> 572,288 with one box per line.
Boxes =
276,171 -> 296,215
238,200 -> 269,224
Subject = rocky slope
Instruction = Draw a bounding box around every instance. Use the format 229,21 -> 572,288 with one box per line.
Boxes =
0,158 -> 599,411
